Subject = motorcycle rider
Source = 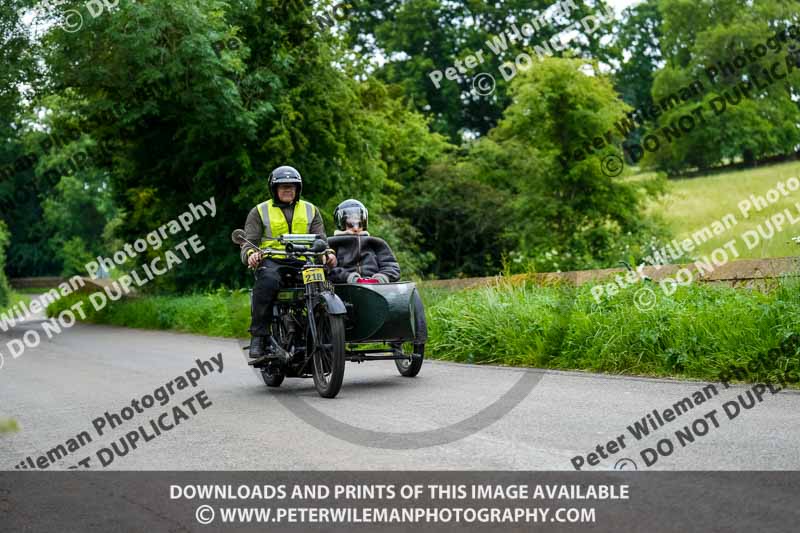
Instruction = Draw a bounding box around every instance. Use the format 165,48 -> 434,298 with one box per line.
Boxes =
328,199 -> 400,284
240,166 -> 336,361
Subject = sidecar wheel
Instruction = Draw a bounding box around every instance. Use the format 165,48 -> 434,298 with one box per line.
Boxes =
312,307 -> 346,398
394,341 -> 424,377
394,292 -> 426,377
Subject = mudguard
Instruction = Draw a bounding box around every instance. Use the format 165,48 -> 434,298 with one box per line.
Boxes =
318,291 -> 348,315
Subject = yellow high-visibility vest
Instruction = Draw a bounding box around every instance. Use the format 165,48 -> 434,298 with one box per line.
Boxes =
255,199 -> 317,258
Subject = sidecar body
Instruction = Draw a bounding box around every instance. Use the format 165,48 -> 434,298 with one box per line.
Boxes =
334,282 -> 424,343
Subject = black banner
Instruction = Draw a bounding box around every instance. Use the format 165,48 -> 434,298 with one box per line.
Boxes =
1,471 -> 798,532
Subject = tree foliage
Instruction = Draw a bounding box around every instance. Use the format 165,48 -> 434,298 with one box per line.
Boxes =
344,0 -> 615,141
0,220 -> 11,307
642,0 -> 800,173
10,0 -> 795,285
35,0 -> 447,289
466,57 -> 666,272
610,0 -> 663,145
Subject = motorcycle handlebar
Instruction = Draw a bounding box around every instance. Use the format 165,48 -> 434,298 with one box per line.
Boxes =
257,247 -> 334,257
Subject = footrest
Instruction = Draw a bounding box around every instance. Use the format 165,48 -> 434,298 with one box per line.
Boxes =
248,355 -> 281,367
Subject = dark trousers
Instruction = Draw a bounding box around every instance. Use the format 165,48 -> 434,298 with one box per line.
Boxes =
249,259 -> 302,336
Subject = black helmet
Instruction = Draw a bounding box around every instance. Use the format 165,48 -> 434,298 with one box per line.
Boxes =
269,165 -> 302,202
334,199 -> 368,232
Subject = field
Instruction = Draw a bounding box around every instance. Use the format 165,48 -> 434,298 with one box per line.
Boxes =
646,160 -> 800,260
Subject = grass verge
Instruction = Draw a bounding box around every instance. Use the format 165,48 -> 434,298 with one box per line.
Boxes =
47,280 -> 800,385
1,291 -> 31,314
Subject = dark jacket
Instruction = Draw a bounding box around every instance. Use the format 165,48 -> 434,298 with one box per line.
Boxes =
328,232 -> 401,283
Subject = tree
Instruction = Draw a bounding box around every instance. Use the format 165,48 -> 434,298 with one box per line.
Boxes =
0,1 -> 60,277
610,0 -> 663,146
406,154 -> 518,278
0,220 -> 11,307
643,0 -> 800,174
40,0 -> 449,289
344,0 -> 615,142
467,57 -> 667,272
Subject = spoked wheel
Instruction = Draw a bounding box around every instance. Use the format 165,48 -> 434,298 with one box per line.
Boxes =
311,305 -> 346,398
393,340 -> 424,377
393,291 -> 427,377
262,311 -> 290,388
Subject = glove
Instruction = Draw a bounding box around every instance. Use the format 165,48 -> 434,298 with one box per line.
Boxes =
371,273 -> 390,284
346,272 -> 360,284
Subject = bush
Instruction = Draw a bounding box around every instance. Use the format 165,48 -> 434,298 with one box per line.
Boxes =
0,221 -> 11,308
425,278 -> 800,384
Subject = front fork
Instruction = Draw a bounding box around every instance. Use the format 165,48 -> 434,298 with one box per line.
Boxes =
304,281 -> 325,351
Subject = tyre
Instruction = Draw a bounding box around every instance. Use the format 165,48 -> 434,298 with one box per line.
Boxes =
261,369 -> 285,387
311,305 -> 346,398
263,306 -> 292,388
394,292 -> 426,377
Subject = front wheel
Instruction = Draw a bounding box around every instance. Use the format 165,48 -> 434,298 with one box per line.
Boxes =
311,305 -> 346,398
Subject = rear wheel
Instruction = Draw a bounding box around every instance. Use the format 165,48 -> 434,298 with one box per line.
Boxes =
261,369 -> 285,387
311,305 -> 346,398
262,307 -> 292,388
394,292 -> 427,377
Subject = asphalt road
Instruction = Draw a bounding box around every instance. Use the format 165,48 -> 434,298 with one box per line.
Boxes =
2,308 -> 799,471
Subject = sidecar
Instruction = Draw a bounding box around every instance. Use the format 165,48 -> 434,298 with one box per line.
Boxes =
334,281 -> 427,377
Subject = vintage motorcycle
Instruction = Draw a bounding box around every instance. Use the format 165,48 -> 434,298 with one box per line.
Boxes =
232,230 -> 426,399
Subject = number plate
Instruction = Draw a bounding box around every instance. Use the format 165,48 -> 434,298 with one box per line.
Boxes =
302,268 -> 326,285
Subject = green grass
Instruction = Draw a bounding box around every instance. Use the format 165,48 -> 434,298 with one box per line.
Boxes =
647,160 -> 800,259
429,279 -> 800,384
13,287 -> 55,295
0,419 -> 19,433
47,280 -> 800,385
0,291 -> 31,314
48,289 -> 252,338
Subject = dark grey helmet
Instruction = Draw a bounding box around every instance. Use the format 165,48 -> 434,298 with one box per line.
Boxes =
334,199 -> 368,232
269,165 -> 302,201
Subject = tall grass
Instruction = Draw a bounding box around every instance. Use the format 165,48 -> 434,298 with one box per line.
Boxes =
48,289 -> 252,338
426,279 -> 800,383
0,291 -> 31,314
48,279 -> 800,384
